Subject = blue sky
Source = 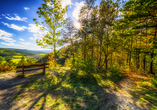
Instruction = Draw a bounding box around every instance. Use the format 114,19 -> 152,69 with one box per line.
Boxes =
0,0 -> 101,50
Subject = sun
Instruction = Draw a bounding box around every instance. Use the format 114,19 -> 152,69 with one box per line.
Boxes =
74,22 -> 81,29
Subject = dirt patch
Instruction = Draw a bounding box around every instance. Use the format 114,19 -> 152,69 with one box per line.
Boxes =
109,71 -> 150,110
0,70 -> 45,110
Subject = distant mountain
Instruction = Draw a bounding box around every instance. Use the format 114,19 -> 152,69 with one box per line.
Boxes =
0,48 -> 49,57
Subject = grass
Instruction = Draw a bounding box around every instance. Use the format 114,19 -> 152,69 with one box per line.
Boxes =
11,67 -> 121,110
12,59 -> 21,63
39,54 -> 46,55
13,56 -> 23,58
130,75 -> 157,109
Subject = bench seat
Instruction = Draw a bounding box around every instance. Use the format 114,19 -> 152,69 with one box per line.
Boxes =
16,66 -> 49,72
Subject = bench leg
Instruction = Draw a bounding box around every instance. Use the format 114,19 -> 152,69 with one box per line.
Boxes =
22,64 -> 24,77
43,65 -> 45,74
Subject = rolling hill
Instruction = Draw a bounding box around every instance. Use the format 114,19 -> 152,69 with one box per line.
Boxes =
0,48 -> 50,57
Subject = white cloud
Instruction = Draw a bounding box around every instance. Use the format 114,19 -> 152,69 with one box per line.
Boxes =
61,0 -> 73,8
24,7 -> 30,10
27,24 -> 42,34
0,29 -> 12,37
0,29 -> 15,43
0,18 -> 2,19
20,42 -> 36,46
29,37 -> 34,40
0,36 -> 16,43
19,38 -> 24,41
1,42 -> 24,47
30,34 -> 42,40
2,22 -> 27,31
72,1 -> 85,20
2,14 -> 27,22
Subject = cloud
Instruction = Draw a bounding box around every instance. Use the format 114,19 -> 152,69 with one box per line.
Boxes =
20,42 -> 36,46
0,29 -> 12,37
2,14 -> 27,22
0,36 -> 16,43
19,38 -> 24,41
72,1 -> 85,20
2,22 -> 27,31
29,37 -> 34,40
61,0 -> 73,8
27,24 -> 43,34
0,29 -> 15,43
30,34 -> 42,40
1,42 -> 24,47
24,7 -> 30,10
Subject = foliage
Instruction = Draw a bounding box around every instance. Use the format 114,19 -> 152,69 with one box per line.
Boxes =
48,52 -> 61,68
0,58 -> 16,72
0,56 -> 5,64
34,0 -> 68,61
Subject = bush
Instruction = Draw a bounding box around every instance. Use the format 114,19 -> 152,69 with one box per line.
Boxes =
75,58 -> 96,74
0,59 -> 16,72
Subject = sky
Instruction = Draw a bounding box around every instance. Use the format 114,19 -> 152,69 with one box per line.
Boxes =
0,0 -> 101,50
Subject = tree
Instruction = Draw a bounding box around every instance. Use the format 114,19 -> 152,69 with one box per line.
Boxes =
33,0 -> 68,62
61,17 -> 77,65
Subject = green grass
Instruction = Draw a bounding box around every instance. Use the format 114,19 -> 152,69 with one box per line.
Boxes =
12,67 -> 121,109
130,76 -> 157,109
39,54 -> 46,55
12,59 -> 21,63
13,56 -> 23,58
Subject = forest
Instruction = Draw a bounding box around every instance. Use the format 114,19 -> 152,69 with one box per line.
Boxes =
34,0 -> 157,75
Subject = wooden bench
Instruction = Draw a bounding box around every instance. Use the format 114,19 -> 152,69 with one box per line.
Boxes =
16,63 -> 49,76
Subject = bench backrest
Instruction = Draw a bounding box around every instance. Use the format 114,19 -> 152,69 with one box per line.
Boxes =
17,63 -> 49,69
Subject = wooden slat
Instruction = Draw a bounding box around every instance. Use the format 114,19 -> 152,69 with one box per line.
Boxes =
17,63 -> 49,69
16,66 -> 49,72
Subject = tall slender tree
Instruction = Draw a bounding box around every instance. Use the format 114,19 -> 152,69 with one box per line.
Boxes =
33,0 -> 67,61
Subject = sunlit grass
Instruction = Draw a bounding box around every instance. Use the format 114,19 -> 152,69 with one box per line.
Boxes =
13,56 -> 23,58
12,59 -> 21,63
12,67 -> 121,109
39,54 -> 46,55
130,77 -> 157,109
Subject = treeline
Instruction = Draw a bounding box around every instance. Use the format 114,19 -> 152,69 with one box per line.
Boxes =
0,48 -> 35,57
0,48 -> 47,57
34,0 -> 157,75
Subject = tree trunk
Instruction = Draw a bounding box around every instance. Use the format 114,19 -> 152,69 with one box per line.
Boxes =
143,54 -> 146,72
105,54 -> 108,69
92,36 -> 94,59
84,33 -> 86,61
150,52 -> 154,74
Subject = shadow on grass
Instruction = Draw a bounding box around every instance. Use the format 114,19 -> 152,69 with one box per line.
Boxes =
4,68 -> 119,110
129,78 -> 157,109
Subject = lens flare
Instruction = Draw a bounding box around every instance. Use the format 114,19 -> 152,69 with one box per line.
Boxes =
74,22 -> 81,29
